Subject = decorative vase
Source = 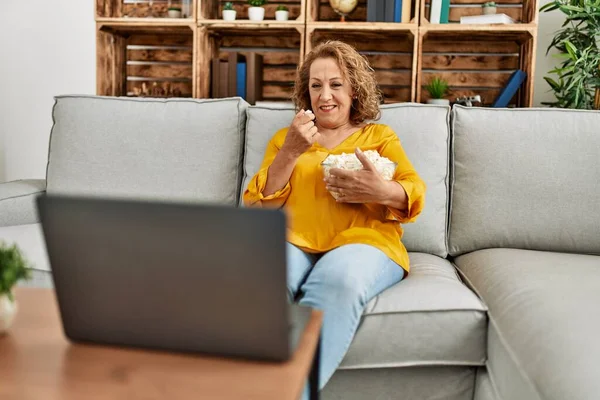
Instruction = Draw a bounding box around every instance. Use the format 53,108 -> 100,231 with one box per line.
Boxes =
248,6 -> 265,21
275,10 -> 289,21
0,293 -> 17,334
482,6 -> 497,14
223,10 -> 237,21
427,99 -> 450,105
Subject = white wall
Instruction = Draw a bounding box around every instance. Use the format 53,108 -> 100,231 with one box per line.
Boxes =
0,1 -> 563,183
0,0 -> 96,183
533,0 -> 564,107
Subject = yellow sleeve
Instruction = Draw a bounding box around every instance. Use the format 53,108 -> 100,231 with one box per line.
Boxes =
379,127 -> 426,223
243,132 -> 291,209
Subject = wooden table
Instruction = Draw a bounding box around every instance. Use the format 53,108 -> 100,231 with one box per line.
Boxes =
0,288 -> 323,400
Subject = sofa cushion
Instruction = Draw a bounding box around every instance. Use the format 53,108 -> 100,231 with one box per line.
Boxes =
449,106 -> 600,257
340,253 -> 486,369
242,103 -> 451,258
0,180 -> 46,227
0,224 -> 50,272
454,248 -> 600,400
325,366 -> 476,400
47,95 -> 248,205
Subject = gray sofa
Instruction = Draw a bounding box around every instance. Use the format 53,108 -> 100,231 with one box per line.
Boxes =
1,95 -> 599,400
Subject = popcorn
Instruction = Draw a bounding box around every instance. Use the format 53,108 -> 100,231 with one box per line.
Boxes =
321,150 -> 397,199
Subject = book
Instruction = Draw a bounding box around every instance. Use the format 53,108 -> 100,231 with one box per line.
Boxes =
367,0 -> 378,21
211,58 -> 229,99
384,0 -> 395,22
430,0 -> 442,23
493,69 -> 527,108
394,0 -> 402,22
401,0 -> 411,22
245,52 -> 264,105
440,0 -> 450,23
460,13 -> 516,24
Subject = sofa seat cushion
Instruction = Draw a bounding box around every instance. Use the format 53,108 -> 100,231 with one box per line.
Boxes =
454,248 -> 600,400
340,253 -> 487,369
0,223 -> 50,272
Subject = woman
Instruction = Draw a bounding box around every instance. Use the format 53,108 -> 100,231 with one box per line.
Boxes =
243,40 -> 426,392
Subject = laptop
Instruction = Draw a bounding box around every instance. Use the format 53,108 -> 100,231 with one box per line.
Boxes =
36,194 -> 312,362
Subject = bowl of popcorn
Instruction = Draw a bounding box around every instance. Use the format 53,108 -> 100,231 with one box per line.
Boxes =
321,150 -> 397,200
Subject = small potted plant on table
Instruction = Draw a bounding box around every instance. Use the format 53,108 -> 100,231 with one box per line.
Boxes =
223,2 -> 237,20
0,242 -> 32,334
275,5 -> 289,21
248,0 -> 267,21
425,76 -> 450,105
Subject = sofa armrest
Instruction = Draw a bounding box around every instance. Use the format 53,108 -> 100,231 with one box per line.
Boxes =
0,179 -> 46,227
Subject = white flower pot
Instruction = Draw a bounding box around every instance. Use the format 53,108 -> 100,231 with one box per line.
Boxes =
248,6 -> 265,21
222,9 -> 237,21
275,10 -> 289,21
0,294 -> 17,334
482,6 -> 497,14
167,9 -> 182,18
427,99 -> 450,105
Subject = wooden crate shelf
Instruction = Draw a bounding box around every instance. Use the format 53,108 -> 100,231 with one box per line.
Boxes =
97,25 -> 195,98
197,26 -> 305,102
198,0 -> 305,22
416,29 -> 536,106
306,27 -> 418,103
97,0 -> 196,19
96,0 -> 540,106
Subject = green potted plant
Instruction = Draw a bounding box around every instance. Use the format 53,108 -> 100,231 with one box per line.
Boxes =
223,2 -> 237,20
425,76 -> 450,105
0,242 -> 32,334
248,0 -> 267,21
167,6 -> 182,18
540,0 -> 600,109
275,5 -> 289,21
482,1 -> 497,15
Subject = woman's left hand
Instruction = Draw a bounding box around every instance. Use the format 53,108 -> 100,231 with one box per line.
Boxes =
325,148 -> 390,203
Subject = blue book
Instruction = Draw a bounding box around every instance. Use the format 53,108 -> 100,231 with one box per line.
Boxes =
237,61 -> 246,99
493,70 -> 527,108
394,0 -> 402,21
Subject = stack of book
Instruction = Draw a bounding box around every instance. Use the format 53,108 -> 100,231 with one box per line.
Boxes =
211,52 -> 264,104
366,0 -> 411,23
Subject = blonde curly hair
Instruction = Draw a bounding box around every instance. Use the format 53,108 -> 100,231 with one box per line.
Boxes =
292,40 -> 382,125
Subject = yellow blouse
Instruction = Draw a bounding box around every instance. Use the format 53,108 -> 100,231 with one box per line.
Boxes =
243,123 -> 426,274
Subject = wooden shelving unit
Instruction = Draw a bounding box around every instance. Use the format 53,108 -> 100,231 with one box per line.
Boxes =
96,0 -> 540,106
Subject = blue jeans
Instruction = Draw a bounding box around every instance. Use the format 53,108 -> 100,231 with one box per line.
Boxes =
287,242 -> 405,397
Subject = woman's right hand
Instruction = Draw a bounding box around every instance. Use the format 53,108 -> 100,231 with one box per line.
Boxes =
281,110 -> 321,159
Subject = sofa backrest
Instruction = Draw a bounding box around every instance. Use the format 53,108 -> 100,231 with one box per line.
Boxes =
448,105 -> 600,257
47,95 -> 249,205
242,103 -> 451,258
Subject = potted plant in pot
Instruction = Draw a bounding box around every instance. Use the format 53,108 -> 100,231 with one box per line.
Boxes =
425,76 -> 450,105
248,0 -> 267,21
275,5 -> 289,21
167,6 -> 182,18
222,2 -> 237,20
0,242 -> 32,334
482,2 -> 497,14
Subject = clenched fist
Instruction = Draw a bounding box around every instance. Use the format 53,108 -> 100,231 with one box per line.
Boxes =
281,109 -> 323,159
